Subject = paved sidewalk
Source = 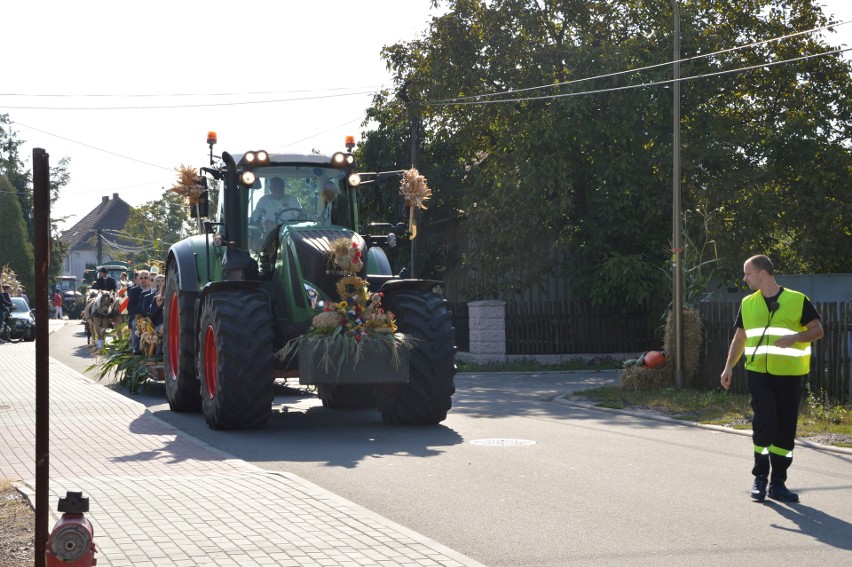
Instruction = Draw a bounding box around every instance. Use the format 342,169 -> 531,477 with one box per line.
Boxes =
0,339 -> 484,566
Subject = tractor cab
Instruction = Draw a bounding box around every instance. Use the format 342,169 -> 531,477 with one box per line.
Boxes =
220,157 -> 355,255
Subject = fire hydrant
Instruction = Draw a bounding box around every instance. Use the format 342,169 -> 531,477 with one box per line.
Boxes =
45,491 -> 97,566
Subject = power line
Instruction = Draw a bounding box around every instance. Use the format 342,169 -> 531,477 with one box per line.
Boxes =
0,88 -> 382,111
0,86 -> 384,98
10,121 -> 172,170
428,46 -> 852,107
427,19 -> 851,105
276,116 -> 365,151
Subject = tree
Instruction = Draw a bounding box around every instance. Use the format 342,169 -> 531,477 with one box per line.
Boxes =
0,176 -> 35,293
2,113 -> 73,284
118,188 -> 197,266
361,0 -> 852,310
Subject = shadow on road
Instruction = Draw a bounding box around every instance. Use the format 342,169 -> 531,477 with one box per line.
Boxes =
768,501 -> 852,551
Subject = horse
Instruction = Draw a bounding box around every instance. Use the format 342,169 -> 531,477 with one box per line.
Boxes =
84,290 -> 125,347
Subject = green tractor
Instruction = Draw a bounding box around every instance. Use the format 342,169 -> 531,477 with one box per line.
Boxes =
162,136 -> 456,430
54,275 -> 84,319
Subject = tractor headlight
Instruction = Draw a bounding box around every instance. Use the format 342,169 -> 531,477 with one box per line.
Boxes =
241,150 -> 269,166
240,171 -> 256,186
347,173 -> 361,187
331,152 -> 355,168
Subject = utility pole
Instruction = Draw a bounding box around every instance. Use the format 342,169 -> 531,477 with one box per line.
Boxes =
671,0 -> 685,388
96,228 -> 103,266
398,81 -> 421,278
33,148 -> 50,567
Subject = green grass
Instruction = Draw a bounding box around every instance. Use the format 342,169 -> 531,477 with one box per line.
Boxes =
566,385 -> 852,447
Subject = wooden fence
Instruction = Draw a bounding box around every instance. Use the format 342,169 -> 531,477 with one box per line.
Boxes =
448,302 -> 470,353
696,301 -> 852,403
450,299 -> 851,402
449,300 -> 658,356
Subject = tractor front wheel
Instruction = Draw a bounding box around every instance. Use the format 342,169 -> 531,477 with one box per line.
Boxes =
198,290 -> 275,430
377,289 -> 456,425
163,263 -> 200,412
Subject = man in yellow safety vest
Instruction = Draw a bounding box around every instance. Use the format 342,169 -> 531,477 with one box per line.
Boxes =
720,255 -> 823,503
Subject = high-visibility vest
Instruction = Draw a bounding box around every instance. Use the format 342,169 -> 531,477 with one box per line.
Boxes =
742,289 -> 810,376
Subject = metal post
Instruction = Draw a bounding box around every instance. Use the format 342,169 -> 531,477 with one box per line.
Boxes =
409,103 -> 420,279
672,0 -> 685,388
96,228 -> 103,266
33,148 -> 51,567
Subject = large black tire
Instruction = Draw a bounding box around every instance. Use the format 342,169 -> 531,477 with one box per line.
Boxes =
317,384 -> 377,409
163,263 -> 201,412
377,290 -> 456,425
198,291 -> 275,430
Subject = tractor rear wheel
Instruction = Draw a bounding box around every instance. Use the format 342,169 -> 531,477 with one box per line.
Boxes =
163,263 -> 200,412
198,290 -> 275,430
377,289 -> 456,425
317,384 -> 377,409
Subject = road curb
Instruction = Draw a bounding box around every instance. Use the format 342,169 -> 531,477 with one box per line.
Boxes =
553,396 -> 852,456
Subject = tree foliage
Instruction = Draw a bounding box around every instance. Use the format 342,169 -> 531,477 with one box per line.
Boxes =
1,114 -> 73,290
358,0 -> 852,310
118,188 -> 198,266
0,176 -> 35,293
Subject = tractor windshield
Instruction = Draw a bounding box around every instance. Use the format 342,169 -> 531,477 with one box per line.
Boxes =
246,166 -> 351,247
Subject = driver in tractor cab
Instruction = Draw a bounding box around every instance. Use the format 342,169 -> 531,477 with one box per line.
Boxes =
250,176 -> 303,233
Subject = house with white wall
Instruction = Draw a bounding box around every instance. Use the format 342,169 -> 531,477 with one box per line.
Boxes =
59,193 -> 132,282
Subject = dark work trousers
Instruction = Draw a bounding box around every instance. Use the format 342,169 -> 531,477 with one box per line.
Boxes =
747,371 -> 802,483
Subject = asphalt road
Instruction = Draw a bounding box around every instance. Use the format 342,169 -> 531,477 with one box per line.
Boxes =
50,320 -> 852,566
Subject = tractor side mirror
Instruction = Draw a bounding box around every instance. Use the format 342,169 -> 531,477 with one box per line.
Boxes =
191,178 -> 209,218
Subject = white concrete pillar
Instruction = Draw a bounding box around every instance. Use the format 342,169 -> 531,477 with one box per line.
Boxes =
468,300 -> 506,356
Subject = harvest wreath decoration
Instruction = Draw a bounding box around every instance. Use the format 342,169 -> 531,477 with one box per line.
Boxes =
277,240 -> 413,374
170,164 -> 206,231
399,168 -> 432,239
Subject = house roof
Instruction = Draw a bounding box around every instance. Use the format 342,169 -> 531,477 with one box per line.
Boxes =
60,193 -> 133,250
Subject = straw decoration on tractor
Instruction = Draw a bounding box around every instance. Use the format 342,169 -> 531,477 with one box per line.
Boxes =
170,164 -> 206,231
399,168 -> 432,239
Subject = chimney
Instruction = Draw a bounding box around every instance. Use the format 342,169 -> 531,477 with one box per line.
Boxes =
102,196 -> 109,203
113,193 -> 119,200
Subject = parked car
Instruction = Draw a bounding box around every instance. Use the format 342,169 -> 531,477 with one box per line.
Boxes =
6,297 -> 35,342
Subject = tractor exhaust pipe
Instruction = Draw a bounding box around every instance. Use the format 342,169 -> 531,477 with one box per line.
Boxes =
220,151 -> 255,280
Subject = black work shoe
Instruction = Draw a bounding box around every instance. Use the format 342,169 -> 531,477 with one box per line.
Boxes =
768,482 -> 799,502
750,476 -> 768,501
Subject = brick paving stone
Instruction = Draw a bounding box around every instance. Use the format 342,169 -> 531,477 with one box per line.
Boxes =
1,341 -> 484,566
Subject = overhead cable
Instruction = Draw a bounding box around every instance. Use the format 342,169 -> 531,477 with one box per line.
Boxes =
428,46 -> 852,107
428,19 -> 851,105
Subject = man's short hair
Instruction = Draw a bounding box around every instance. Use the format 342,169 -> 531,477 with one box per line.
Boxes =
98,267 -> 108,274
747,254 -> 775,275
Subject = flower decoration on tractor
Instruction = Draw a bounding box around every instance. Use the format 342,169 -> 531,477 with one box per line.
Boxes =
277,239 -> 410,373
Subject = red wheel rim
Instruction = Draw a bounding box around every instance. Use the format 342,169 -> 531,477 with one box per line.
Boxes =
204,325 -> 218,399
167,293 -> 179,380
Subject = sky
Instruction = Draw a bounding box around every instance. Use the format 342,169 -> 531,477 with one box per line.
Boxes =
3,1 -> 851,234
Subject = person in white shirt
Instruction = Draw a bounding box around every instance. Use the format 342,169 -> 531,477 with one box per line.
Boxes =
251,177 -> 303,232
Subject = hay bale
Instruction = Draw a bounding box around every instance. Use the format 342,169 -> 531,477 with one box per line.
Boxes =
663,306 -> 703,387
620,363 -> 674,391
619,306 -> 703,391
